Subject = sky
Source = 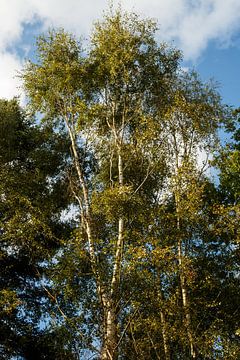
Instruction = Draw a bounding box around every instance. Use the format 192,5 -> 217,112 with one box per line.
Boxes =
0,0 -> 240,108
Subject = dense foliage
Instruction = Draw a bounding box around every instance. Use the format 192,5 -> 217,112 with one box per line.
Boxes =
0,8 -> 239,360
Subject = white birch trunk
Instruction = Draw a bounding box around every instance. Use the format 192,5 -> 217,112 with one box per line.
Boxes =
101,151 -> 124,359
65,118 -> 119,359
111,153 -> 124,297
101,302 -> 118,360
176,198 -> 196,359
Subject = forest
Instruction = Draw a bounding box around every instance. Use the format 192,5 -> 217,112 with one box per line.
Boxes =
0,8 -> 239,360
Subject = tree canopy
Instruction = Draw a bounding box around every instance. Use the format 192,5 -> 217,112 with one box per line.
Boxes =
0,8 -> 239,360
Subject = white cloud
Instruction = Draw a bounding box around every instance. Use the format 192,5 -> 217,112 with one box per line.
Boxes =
30,0 -> 108,35
1,0 -> 240,99
0,0 -> 108,100
0,0 -> 35,49
176,0 -> 240,59
121,0 -> 240,59
0,51 -> 22,100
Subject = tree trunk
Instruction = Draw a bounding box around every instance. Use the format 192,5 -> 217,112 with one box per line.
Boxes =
158,286 -> 170,360
160,309 -> 170,360
178,238 -> 196,359
101,303 -> 118,360
65,118 -> 119,358
66,114 -> 125,359
101,151 -> 124,359
174,183 -> 196,359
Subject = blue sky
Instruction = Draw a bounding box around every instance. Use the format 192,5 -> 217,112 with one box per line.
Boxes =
0,0 -> 240,109
189,42 -> 240,107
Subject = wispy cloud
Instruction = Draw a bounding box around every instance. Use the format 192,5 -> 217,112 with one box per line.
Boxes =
1,0 -> 240,99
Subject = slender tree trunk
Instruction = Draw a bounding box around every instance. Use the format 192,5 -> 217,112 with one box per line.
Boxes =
65,118 -> 118,358
101,150 -> 124,359
176,196 -> 196,359
66,111 -> 125,359
111,153 -> 124,296
158,284 -> 170,360
65,119 -> 95,264
160,308 -> 170,360
178,240 -> 196,358
171,141 -> 196,359
172,129 -> 197,358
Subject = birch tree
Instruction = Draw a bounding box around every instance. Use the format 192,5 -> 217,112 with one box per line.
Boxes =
22,9 -> 180,359
160,72 -> 222,358
21,8 -> 236,359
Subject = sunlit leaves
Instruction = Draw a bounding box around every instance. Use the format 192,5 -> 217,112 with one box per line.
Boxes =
18,7 -> 240,359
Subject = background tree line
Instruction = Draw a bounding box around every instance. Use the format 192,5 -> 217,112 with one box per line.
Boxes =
0,8 -> 239,360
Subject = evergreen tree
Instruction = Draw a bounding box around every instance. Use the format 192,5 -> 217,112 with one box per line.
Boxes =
0,98 -> 71,359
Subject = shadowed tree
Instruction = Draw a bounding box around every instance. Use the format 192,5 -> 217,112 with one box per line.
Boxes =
0,98 -> 72,359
